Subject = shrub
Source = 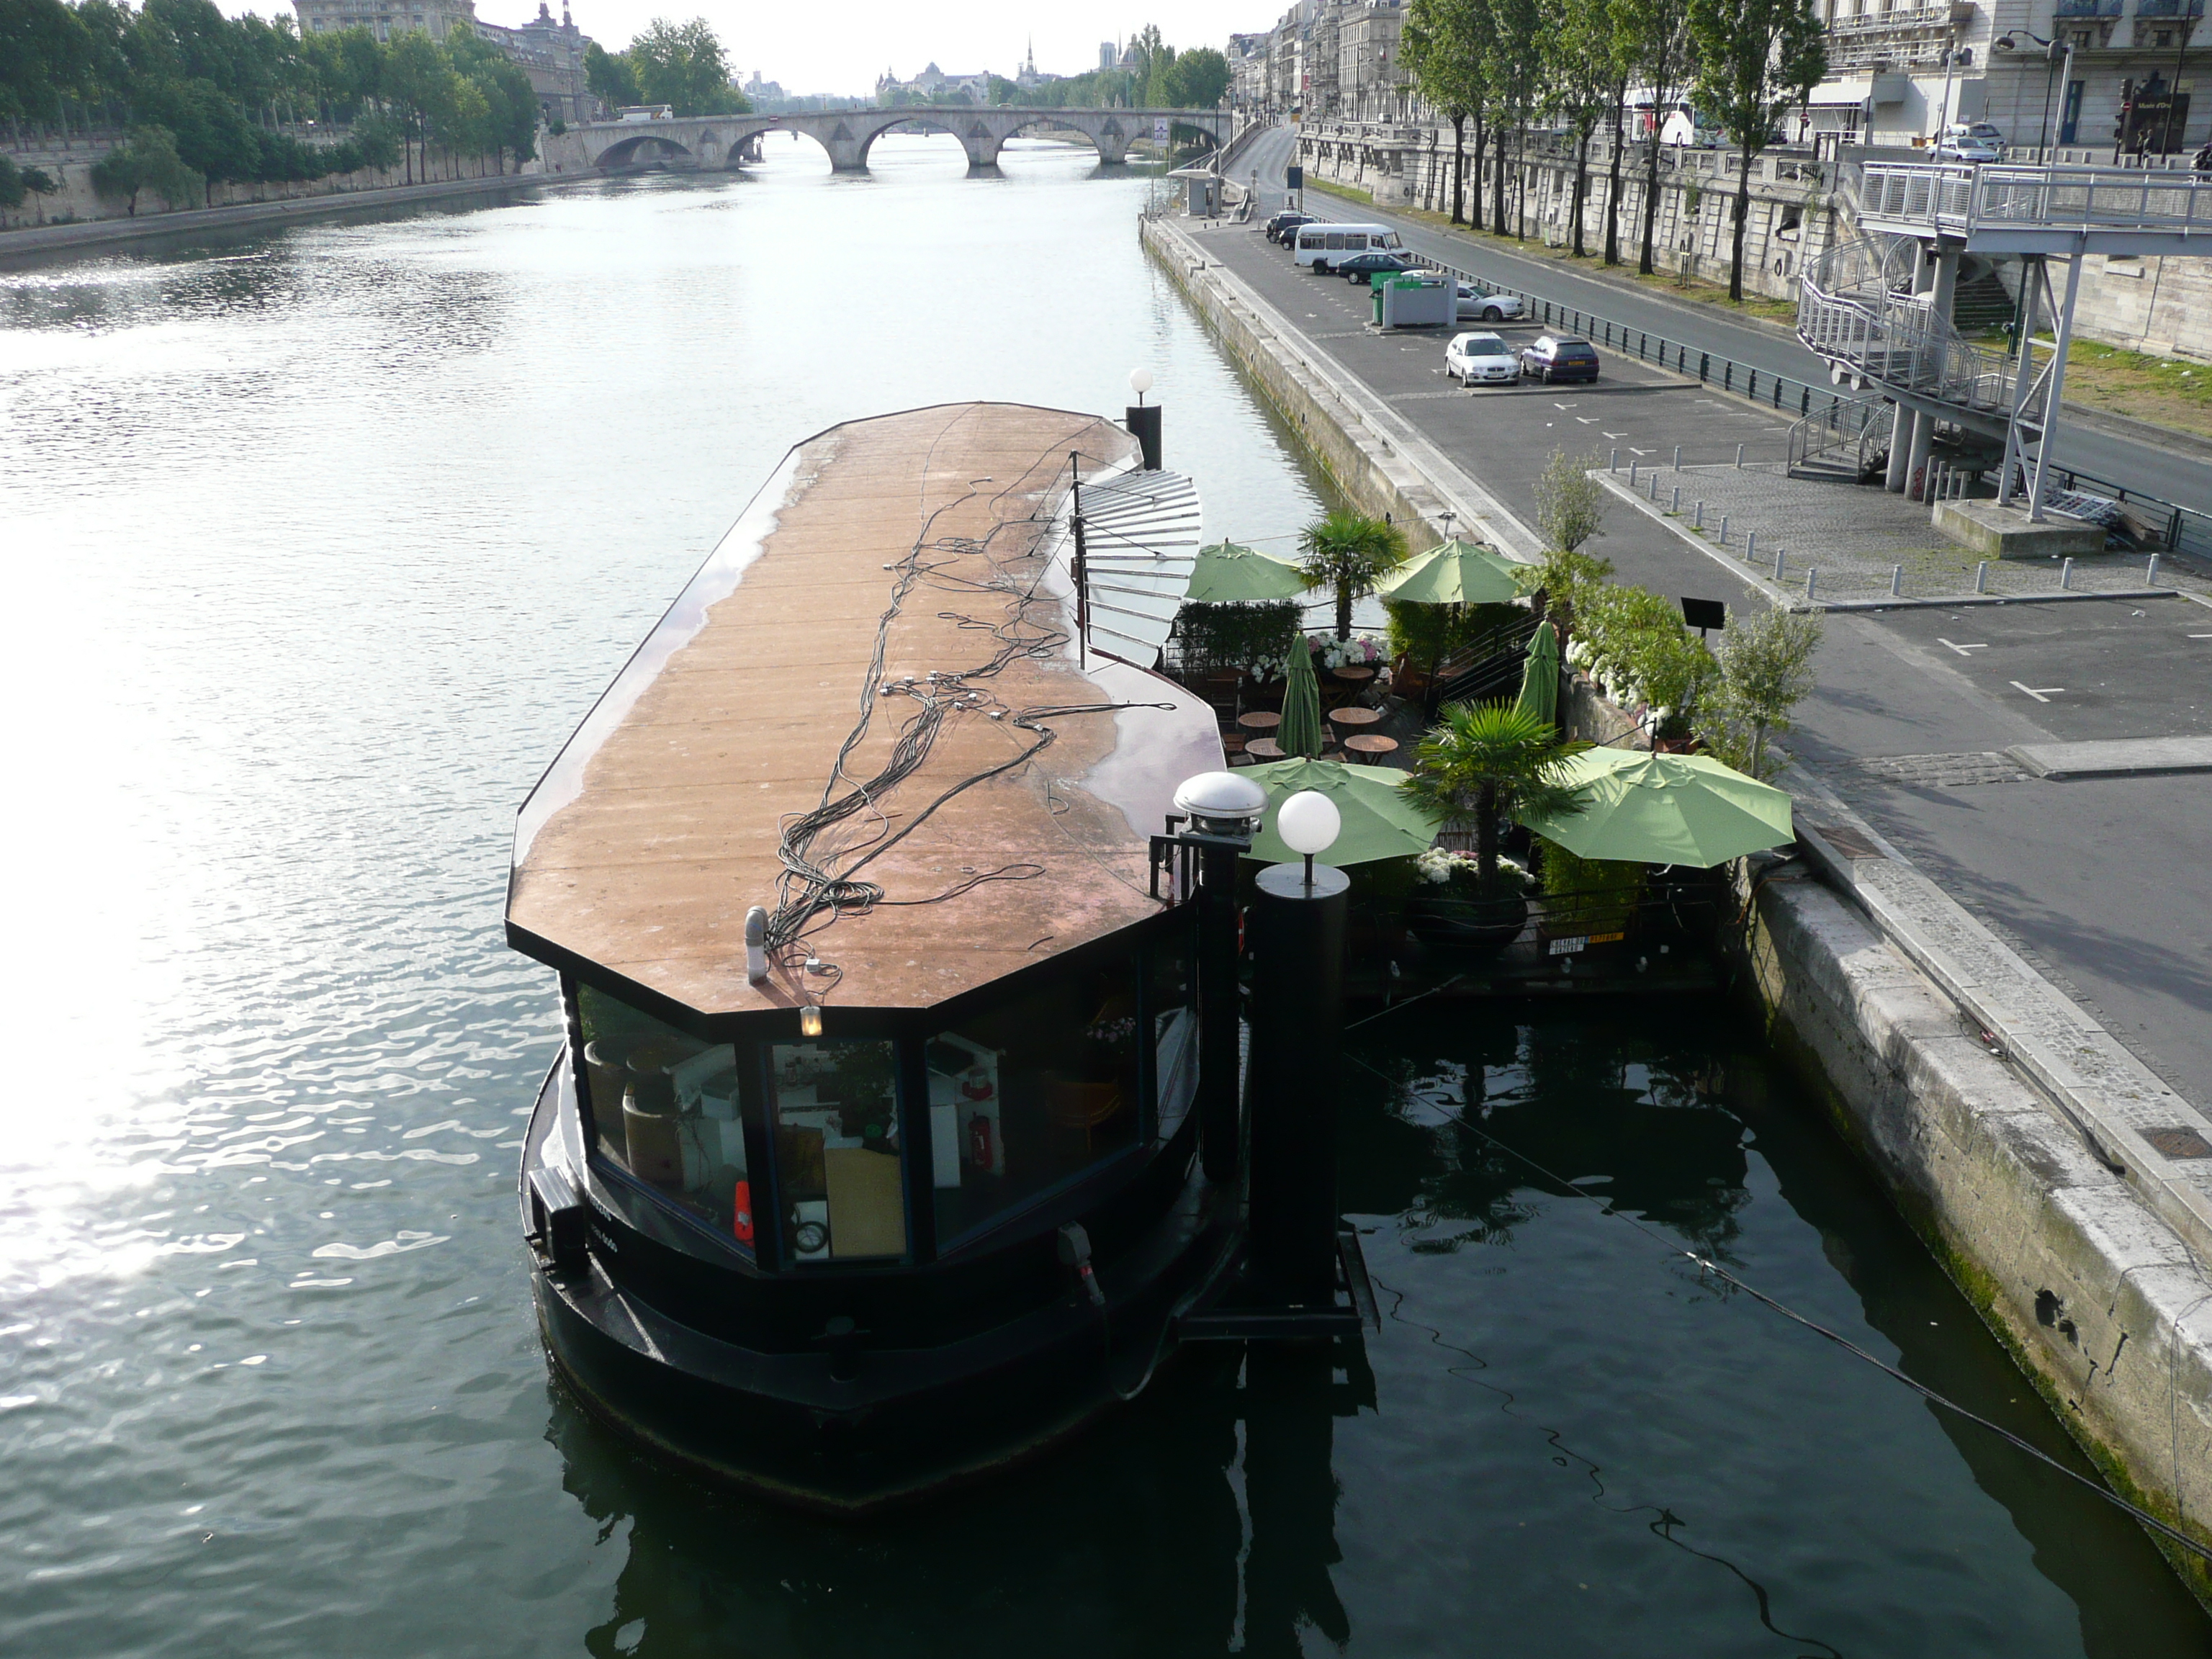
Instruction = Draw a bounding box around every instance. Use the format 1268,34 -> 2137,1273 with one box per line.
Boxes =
1692,603 -> 1823,778
1173,600 -> 1300,678
1538,838 -> 1647,935
1564,583 -> 1715,737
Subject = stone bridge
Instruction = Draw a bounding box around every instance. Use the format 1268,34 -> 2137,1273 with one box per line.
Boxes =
563,107 -> 1231,174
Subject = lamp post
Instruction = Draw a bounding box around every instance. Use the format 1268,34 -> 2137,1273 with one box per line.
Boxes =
1169,770 -> 1267,1185
1125,366 -> 1161,469
1246,788 -> 1348,1309
1993,30 -> 2077,161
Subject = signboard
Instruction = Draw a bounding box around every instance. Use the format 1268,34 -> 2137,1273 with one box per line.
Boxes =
1680,596 -> 1727,634
1154,117 -> 1169,143
1547,932 -> 1624,956
1285,164 -> 1303,190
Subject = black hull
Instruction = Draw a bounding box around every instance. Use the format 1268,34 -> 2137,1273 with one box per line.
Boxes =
521,1063 -> 1238,1512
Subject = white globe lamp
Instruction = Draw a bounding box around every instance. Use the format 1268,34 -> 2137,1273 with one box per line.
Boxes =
1275,789 -> 1341,888
1128,367 -> 1154,405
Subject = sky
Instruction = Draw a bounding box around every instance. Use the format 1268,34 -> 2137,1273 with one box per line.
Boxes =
220,1 -> 1277,97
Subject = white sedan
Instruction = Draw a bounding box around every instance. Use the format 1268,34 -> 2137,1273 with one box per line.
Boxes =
1445,331 -> 1519,387
1455,283 -> 1525,323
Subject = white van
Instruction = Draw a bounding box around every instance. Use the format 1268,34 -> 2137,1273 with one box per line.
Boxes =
1292,222 -> 1408,273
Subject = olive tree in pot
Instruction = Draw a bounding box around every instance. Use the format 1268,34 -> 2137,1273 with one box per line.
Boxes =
1403,701 -> 1589,953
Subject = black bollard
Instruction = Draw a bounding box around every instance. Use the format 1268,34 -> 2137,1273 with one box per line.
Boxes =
1244,860 -> 1347,1308
1125,403 -> 1162,470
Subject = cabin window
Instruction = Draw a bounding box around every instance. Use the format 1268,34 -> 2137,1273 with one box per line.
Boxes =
575,984 -> 752,1254
764,1040 -> 907,1263
926,956 -> 1142,1248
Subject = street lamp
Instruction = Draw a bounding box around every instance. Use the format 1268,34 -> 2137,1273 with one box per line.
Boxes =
1275,788 -> 1342,890
1992,30 -> 2076,161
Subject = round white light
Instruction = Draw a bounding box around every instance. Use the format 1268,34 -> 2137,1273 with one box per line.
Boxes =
1173,770 -> 1267,839
1128,367 -> 1155,395
1276,790 -> 1341,858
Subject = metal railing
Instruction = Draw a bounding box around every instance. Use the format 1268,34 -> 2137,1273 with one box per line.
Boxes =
1858,161 -> 2212,238
1786,395 -> 1894,477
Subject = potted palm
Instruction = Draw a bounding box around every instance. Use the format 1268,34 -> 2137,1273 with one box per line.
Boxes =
1297,510 -> 1408,642
1402,702 -> 1590,953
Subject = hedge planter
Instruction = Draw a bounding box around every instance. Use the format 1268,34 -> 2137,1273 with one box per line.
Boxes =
1406,891 -> 1529,956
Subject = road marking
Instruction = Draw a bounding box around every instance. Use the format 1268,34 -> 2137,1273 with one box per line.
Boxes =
1603,431 -> 1626,439
1553,401 -> 1578,409
1627,446 -> 1650,456
1576,416 -> 1599,423
2010,681 -> 2064,702
2191,633 -> 2212,639
1938,638 -> 1987,655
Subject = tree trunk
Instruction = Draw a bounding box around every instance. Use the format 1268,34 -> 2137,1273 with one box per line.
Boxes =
1570,126 -> 1591,257
1604,96 -> 1626,265
1491,127 -> 1507,234
1336,577 -> 1353,642
1476,781 -> 1499,890
1638,138 -> 1663,275
1450,112 -> 1465,225
1729,147 -> 1753,302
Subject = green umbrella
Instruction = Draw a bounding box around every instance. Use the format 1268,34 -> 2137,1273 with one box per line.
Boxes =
1373,538 -> 1523,605
1241,757 -> 1444,866
1515,619 -> 1559,727
1518,749 -> 1794,868
1184,540 -> 1310,603
1278,637 -> 1323,758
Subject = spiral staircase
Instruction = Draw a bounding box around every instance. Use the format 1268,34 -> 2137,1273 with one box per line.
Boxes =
1791,159 -> 2212,521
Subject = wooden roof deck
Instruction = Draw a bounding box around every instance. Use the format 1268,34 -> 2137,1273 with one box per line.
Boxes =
508,403 -> 1222,1019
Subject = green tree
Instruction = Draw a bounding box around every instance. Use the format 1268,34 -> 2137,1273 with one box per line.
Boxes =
20,162 -> 59,220
1403,0 -> 1493,227
0,154 -> 23,211
626,17 -> 747,116
0,0 -> 96,130
89,122 -> 202,214
353,107 -> 403,174
584,39 -> 639,109
1689,0 -> 1825,300
1547,0 -> 1618,258
1615,0 -> 1695,274
139,74 -> 261,205
1171,45 -> 1230,107
382,27 -> 447,182
447,29 -> 537,171
1485,0 -> 1542,235
1297,510 -> 1409,642
1692,604 -> 1822,777
1405,702 -> 1589,893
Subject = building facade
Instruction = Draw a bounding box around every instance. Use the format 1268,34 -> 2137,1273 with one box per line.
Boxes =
289,0 -> 595,125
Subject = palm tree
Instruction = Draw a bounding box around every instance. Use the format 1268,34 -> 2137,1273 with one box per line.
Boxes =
1297,511 -> 1408,642
1403,701 -> 1590,893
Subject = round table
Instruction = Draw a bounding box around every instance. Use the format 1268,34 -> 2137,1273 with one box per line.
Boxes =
1342,733 -> 1400,765
1331,665 -> 1377,688
1244,737 -> 1285,760
1328,705 -> 1384,731
1236,710 -> 1282,734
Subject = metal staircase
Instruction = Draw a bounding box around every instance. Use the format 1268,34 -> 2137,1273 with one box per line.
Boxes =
1785,394 -> 1894,482
1792,157 -> 2212,518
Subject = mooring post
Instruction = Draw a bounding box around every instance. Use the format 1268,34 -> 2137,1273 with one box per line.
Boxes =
1245,860 -> 1348,1310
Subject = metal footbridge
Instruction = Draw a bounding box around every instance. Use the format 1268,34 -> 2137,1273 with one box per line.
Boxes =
1794,160 -> 2212,521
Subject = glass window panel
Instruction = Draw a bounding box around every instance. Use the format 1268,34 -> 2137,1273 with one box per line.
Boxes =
1147,926 -> 1197,1145
928,956 -> 1141,1248
765,1040 -> 905,1264
575,984 -> 752,1253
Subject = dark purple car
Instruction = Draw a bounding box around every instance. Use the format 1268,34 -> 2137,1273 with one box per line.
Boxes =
1519,336 -> 1601,384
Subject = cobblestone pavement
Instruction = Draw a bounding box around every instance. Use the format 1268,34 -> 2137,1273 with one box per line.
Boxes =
1606,461 -> 2203,607
1852,752 -> 2034,787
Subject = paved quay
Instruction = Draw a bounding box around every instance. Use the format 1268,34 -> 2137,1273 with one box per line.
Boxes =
1161,195 -> 2212,1122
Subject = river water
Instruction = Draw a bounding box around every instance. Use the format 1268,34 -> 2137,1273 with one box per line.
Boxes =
1,134 -> 2204,1655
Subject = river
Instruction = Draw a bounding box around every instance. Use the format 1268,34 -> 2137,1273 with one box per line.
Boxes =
0,132 -> 2203,1656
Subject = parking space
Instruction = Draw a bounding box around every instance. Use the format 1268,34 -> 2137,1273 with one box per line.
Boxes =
1870,598 -> 2212,741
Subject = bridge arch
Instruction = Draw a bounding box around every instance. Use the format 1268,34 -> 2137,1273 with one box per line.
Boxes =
999,114 -> 1132,166
739,122 -> 840,169
594,132 -> 696,171
856,112 -> 992,171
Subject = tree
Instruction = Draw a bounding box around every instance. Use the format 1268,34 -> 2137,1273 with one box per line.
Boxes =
1485,0 -> 1542,235
1297,510 -> 1408,642
1405,702 -> 1590,894
1615,0 -> 1695,275
1547,0 -> 1619,258
0,154 -> 22,211
585,40 -> 639,109
1689,0 -> 1825,300
1403,0 -> 1493,227
1693,604 -> 1822,777
21,162 -> 59,221
382,28 -> 446,182
89,123 -> 202,214
626,17 -> 747,116
139,74 -> 261,205
1170,45 -> 1230,107
1533,447 -> 1609,557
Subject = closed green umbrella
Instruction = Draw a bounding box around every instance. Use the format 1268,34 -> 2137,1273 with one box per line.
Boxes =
1184,540 -> 1310,603
1240,757 -> 1443,866
1373,538 -> 1523,605
1515,619 -> 1559,727
1278,637 -> 1323,758
1518,749 -> 1794,868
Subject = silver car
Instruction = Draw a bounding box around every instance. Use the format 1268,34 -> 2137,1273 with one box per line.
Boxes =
1455,283 -> 1525,323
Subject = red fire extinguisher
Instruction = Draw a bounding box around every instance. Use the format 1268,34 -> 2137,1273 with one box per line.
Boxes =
967,1114 -> 994,1172
732,1179 -> 754,1245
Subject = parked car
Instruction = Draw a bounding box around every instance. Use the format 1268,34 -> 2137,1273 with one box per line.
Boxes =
1946,121 -> 2006,147
1339,251 -> 1416,285
1455,282 -> 1525,323
1518,335 -> 1601,383
1936,133 -> 2003,163
1264,211 -> 1317,244
1444,331 -> 1520,386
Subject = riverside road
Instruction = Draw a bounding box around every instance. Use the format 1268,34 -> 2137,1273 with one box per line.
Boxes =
1190,128 -> 2212,1113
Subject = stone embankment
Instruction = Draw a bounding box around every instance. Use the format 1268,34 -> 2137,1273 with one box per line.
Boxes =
1143,205 -> 2212,1594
